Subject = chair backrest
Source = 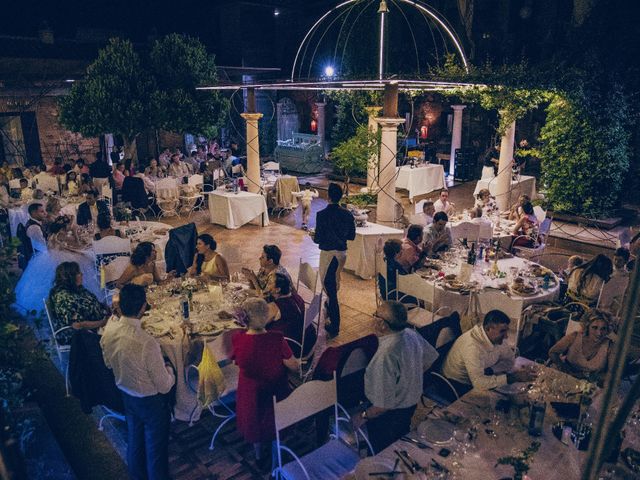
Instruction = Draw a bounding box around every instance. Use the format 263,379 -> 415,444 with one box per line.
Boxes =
450,221 -> 480,244
36,175 -> 59,192
92,235 -> 131,256
43,297 -> 62,351
304,294 -> 322,330
538,217 -> 552,238
313,334 -> 379,381
155,177 -> 178,192
165,223 -> 198,275
102,255 -> 130,283
397,272 -> 435,305
231,164 -> 243,175
414,199 -> 427,214
418,311 -> 462,353
207,328 -> 242,362
188,174 -> 204,187
297,260 -> 318,293
341,348 -> 370,377
477,220 -> 493,240
274,374 -> 337,431
533,205 -> 546,224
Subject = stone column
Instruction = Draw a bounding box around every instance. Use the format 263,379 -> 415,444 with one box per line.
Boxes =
315,102 -> 327,154
240,113 -> 263,194
375,118 -> 405,226
365,106 -> 382,192
448,104 -> 466,178
494,118 -> 516,212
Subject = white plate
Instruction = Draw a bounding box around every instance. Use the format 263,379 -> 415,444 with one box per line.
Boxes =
417,418 -> 454,445
495,383 -> 528,396
354,457 -> 398,480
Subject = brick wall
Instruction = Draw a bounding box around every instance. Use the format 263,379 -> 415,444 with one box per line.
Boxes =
0,95 -> 99,165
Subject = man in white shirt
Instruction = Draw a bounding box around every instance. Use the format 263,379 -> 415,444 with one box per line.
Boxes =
167,154 -> 189,177
413,200 -> 435,227
433,189 -> 455,216
101,284 -> 175,480
352,301 -> 438,452
442,310 -> 536,393
25,202 -> 48,254
423,212 -> 453,256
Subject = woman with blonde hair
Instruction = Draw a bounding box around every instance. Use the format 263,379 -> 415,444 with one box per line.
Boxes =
548,309 -> 615,381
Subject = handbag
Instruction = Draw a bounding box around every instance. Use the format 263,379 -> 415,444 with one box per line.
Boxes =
460,290 -> 482,332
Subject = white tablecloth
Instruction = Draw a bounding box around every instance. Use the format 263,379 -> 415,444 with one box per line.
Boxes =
206,190 -> 269,229
345,222 -> 404,279
417,255 -> 559,337
395,164 -> 446,200
474,175 -> 537,201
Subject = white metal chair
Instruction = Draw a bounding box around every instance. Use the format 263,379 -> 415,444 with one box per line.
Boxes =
296,260 -> 320,304
396,271 -> 451,328
272,373 -> 373,479
93,236 -> 131,301
450,221 -> 480,245
533,205 -> 547,224
101,185 -> 114,208
285,293 -> 322,381
186,329 -> 241,451
43,298 -> 73,396
155,177 -> 180,217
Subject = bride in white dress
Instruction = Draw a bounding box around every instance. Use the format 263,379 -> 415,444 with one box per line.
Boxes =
14,215 -> 101,314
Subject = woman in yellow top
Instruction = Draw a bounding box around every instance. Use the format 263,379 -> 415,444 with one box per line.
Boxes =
189,233 -> 230,282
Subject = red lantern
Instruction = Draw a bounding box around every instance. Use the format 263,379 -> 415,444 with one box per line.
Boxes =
310,119 -> 318,133
420,125 -> 428,139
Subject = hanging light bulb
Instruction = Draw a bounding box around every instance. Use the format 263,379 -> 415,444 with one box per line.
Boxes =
377,0 -> 389,14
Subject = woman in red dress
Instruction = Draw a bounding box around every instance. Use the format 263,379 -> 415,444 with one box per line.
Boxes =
267,273 -> 317,358
232,297 -> 298,470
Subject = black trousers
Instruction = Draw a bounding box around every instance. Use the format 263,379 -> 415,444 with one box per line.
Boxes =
324,255 -> 341,332
122,392 -> 171,480
366,404 -> 417,454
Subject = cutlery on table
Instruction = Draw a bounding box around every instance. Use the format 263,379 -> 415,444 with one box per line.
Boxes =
401,449 -> 424,472
400,436 -> 432,449
394,449 -> 415,474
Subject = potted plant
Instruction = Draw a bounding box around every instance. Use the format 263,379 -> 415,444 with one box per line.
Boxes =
330,125 -> 379,196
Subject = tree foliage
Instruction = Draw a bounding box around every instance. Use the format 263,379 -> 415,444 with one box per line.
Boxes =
59,35 -> 227,156
59,38 -> 154,145
331,124 -> 379,194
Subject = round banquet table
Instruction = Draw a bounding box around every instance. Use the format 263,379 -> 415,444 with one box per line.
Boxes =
415,249 -> 560,341
8,197 -> 82,236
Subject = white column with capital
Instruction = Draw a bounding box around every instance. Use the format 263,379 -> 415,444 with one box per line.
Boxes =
365,106 -> 382,192
240,112 -> 263,194
494,118 -> 516,212
448,105 -> 466,178
315,102 -> 327,154
374,117 -> 405,226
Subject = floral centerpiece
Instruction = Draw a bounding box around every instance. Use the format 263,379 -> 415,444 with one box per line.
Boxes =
113,202 -> 133,222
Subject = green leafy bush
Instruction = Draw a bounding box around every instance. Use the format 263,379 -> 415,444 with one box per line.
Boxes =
540,87 -> 630,217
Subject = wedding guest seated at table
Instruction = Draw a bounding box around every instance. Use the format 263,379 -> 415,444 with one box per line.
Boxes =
113,162 -> 126,190
116,241 -> 163,288
474,188 -> 498,218
242,244 -> 292,296
100,283 -> 175,480
352,301 -> 438,452
232,297 -> 298,471
548,309 -> 615,381
48,261 -> 110,345
442,310 -> 536,393
167,154 -> 190,177
77,189 -> 109,226
266,273 -> 316,357
414,200 -> 435,227
94,212 -> 122,240
144,157 -> 165,178
44,197 -> 63,230
74,158 -> 89,175
188,233 -> 229,282
19,178 -> 33,201
397,224 -> 428,272
48,158 -> 66,175
433,189 -> 455,216
423,212 -> 453,257
612,247 -> 630,277
379,239 -> 409,301
79,173 -> 95,195
511,201 -> 539,248
508,194 -> 530,221
66,171 -> 79,196
565,254 -> 613,307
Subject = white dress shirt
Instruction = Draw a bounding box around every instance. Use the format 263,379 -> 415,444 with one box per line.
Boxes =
26,218 -> 48,253
442,324 -> 515,390
433,198 -> 455,216
101,316 -> 175,398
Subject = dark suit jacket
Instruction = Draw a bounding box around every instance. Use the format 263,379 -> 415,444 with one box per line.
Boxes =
76,200 -> 109,226
313,203 -> 356,251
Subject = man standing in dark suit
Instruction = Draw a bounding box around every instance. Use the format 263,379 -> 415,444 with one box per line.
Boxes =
313,183 -> 355,337
76,189 -> 109,226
